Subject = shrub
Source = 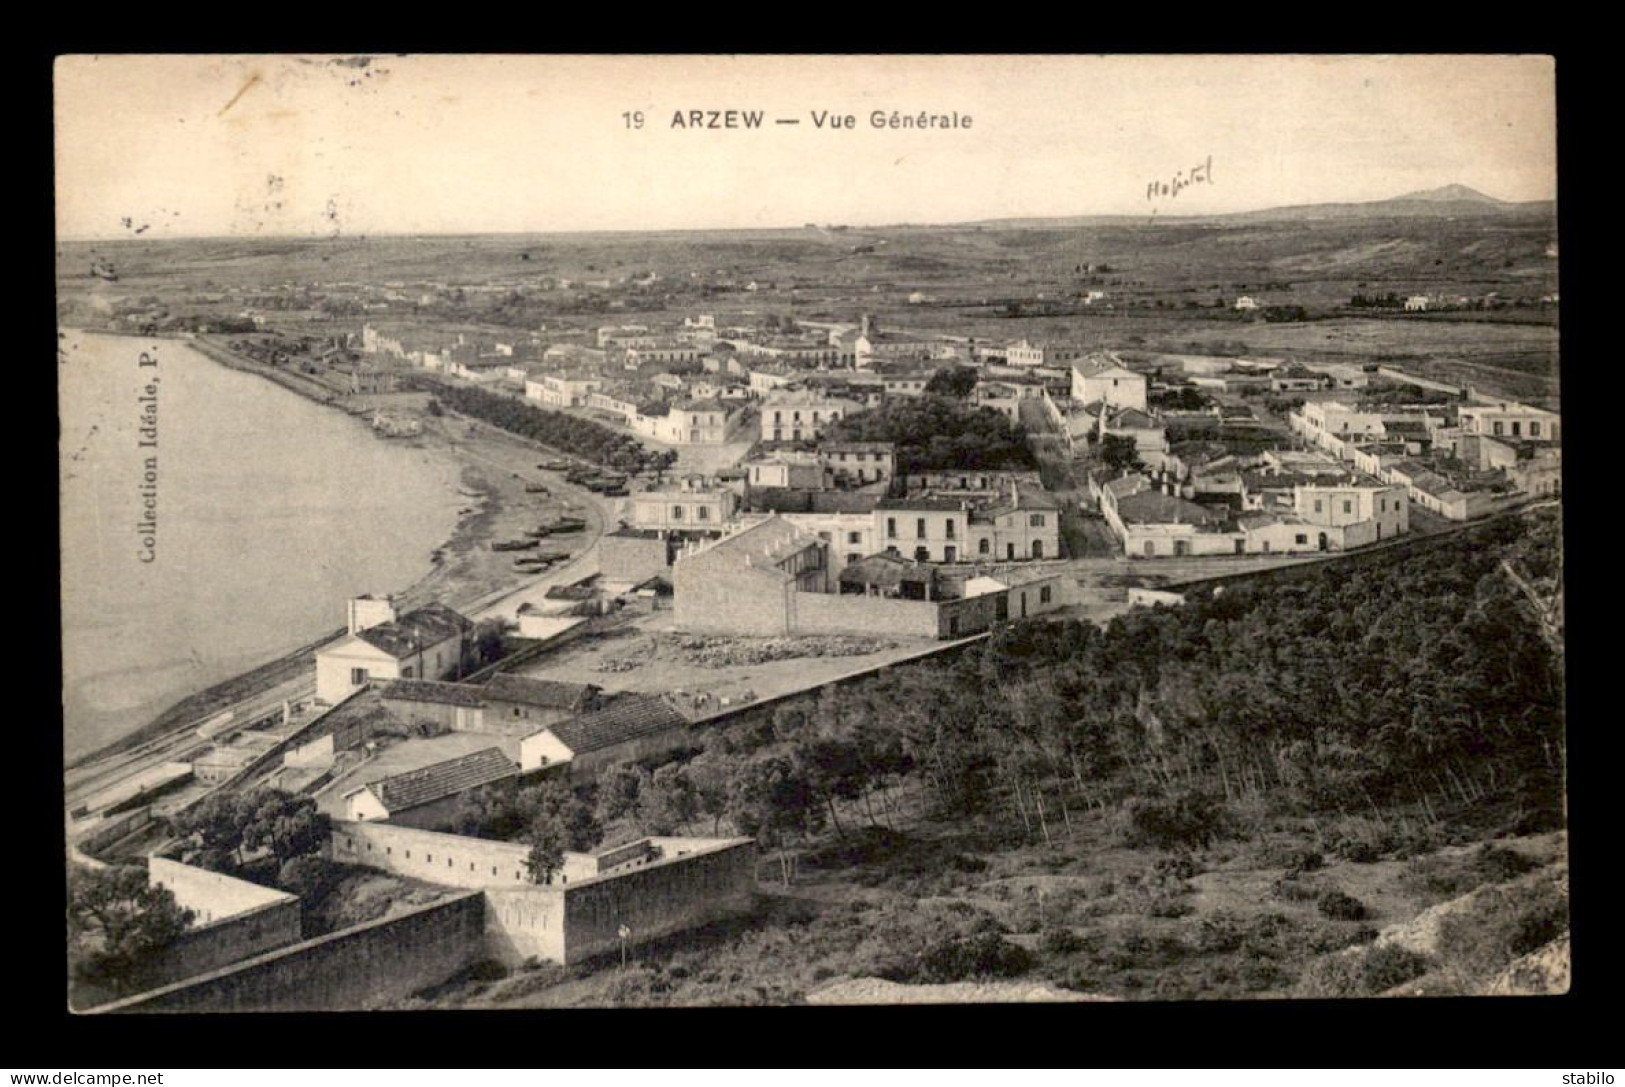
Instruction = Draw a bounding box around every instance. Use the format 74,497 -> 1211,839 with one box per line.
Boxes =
1399,845 -> 1546,903
1285,849 -> 1325,875
1434,880 -> 1568,988
1270,874 -> 1322,903
1298,943 -> 1431,998
1472,845 -> 1542,884
1193,911 -> 1246,954
1308,923 -> 1380,954
1145,894 -> 1195,919
462,959 -> 511,983
1038,926 -> 1085,956
1121,792 -> 1226,851
1154,854 -> 1199,881
1361,944 -> 1432,992
914,931 -> 1033,984
1316,889 -> 1370,921
951,853 -> 989,874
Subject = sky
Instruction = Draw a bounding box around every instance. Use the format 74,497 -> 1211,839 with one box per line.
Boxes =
54,54 -> 1558,240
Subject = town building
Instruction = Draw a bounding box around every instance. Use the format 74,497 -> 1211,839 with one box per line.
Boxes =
672,515 -> 1066,640
1097,468 -> 1411,556
760,394 -> 860,443
1004,340 -> 1087,369
854,315 -> 933,366
881,372 -> 935,399
1457,401 -> 1561,443
745,451 -> 826,491
342,746 -> 519,829
651,399 -> 744,445
875,497 -> 973,564
517,693 -> 694,776
1071,353 -> 1149,412
315,600 -> 473,706
625,480 -> 739,534
819,441 -> 896,486
525,373 -> 602,410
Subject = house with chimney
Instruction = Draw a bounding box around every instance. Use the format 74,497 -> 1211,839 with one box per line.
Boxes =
314,597 -> 474,705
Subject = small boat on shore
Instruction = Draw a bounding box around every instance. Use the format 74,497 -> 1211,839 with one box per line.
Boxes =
491,539 -> 538,552
524,483 -> 551,494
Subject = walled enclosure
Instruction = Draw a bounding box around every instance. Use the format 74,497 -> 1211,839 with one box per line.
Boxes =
330,821 -> 755,967
146,857 -> 303,987
95,892 -> 486,1013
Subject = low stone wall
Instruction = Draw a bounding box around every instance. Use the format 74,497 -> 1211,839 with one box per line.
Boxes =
792,592 -> 940,638
94,891 -> 487,1013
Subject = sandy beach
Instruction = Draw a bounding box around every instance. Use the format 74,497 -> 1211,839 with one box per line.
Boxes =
63,330 -> 610,767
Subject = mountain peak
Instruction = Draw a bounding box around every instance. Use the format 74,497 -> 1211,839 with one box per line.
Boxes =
1391,184 -> 1504,204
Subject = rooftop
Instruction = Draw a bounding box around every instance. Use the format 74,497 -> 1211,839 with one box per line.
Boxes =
546,694 -> 690,756
1114,491 -> 1225,526
687,516 -> 825,573
355,603 -> 473,660
820,440 -> 895,454
378,679 -> 485,708
482,674 -> 599,711
877,496 -> 970,512
361,747 -> 518,813
839,552 -> 938,591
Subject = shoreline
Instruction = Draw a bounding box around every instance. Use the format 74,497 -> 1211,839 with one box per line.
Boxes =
61,327 -> 542,771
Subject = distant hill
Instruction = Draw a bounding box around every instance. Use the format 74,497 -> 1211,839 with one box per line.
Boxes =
961,185 -> 1553,230
1390,184 -> 1506,204
1229,184 -> 1551,223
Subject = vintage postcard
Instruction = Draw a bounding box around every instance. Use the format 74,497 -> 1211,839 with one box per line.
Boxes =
57,54 -> 1563,1012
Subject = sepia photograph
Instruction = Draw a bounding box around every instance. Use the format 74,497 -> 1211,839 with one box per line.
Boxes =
55,53 -> 1564,1013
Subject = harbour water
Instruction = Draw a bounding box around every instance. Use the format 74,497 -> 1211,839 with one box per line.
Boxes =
59,331 -> 464,763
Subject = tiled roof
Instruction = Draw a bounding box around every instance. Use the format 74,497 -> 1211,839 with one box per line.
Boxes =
355,603 -> 473,660
379,679 -> 485,708
1072,352 -> 1141,379
1237,512 -> 1288,531
876,496 -> 968,512
1115,491 -> 1225,525
547,694 -> 689,756
753,490 -> 882,515
1103,475 -> 1151,500
1110,409 -> 1160,429
482,674 -> 598,711
839,552 -> 937,590
365,747 -> 517,813
820,441 -> 895,453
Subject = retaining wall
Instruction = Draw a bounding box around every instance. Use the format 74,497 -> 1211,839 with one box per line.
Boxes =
93,892 -> 486,1013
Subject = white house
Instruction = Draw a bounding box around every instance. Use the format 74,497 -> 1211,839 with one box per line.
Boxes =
315,600 -> 473,705
1071,353 -> 1148,413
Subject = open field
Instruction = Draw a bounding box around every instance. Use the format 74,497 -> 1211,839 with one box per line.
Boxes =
511,618 -> 950,707
58,204 -> 1558,411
